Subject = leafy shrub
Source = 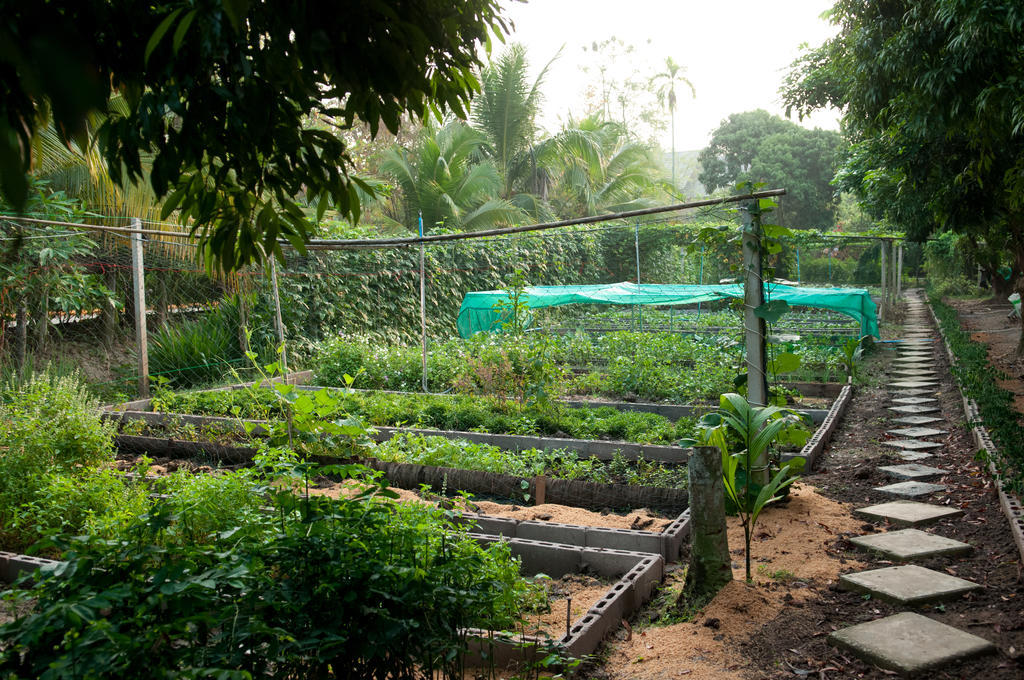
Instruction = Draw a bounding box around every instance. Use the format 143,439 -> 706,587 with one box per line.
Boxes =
2,468 -> 151,555
0,369 -> 117,550
0,491 -> 535,679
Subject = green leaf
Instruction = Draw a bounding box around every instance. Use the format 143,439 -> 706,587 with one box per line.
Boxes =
769,351 -> 801,374
144,8 -> 183,64
754,299 -> 790,324
172,10 -> 198,54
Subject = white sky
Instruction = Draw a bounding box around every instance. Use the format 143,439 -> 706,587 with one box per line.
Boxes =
498,0 -> 842,151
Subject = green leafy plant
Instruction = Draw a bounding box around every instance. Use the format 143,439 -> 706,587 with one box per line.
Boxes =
683,392 -> 805,581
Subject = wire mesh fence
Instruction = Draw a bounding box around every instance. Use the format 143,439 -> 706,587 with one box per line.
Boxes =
1,207 -> 915,401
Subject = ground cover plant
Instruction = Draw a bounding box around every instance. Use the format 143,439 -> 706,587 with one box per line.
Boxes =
932,296 -> 1024,494
150,386 -> 696,445
374,433 -> 688,489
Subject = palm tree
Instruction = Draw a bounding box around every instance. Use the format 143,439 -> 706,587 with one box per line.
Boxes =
472,43 -> 560,219
379,120 -> 524,231
651,57 -> 696,194
546,115 -> 665,218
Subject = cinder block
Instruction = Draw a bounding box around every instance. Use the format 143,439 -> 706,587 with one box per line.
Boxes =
585,527 -> 662,554
581,547 -> 645,577
516,521 -> 587,546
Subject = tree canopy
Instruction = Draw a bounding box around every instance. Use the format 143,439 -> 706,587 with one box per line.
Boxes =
0,0 -> 508,270
783,0 -> 1024,279
698,110 -> 843,228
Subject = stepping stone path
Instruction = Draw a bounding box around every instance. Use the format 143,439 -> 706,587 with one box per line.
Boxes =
828,289 -> 995,673
886,426 -> 948,438
850,528 -> 972,560
888,405 -> 940,414
878,463 -> 946,481
839,565 -> 980,605
882,439 -> 943,451
854,500 -> 963,527
892,396 -> 938,405
874,480 -> 947,498
829,613 -> 995,675
891,415 -> 944,425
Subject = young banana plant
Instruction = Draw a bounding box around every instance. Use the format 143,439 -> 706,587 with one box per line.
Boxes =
682,392 -> 805,581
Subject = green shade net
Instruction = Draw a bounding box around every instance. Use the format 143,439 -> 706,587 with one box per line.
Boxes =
456,282 -> 879,338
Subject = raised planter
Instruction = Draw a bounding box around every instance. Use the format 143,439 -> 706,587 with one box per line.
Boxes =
463,537 -> 664,668
785,377 -> 854,470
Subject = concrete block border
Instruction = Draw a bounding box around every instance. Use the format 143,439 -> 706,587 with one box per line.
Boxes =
929,303 -> 1024,566
463,536 -> 665,666
461,508 -> 690,563
0,551 -> 62,584
787,377 -> 854,470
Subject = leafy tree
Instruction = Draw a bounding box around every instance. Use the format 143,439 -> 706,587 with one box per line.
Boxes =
698,110 -> 843,228
379,120 -> 523,232
0,1 -> 509,270
783,0 -> 1024,347
651,57 -> 696,193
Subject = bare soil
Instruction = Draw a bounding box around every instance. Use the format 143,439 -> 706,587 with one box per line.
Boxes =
519,573 -> 612,640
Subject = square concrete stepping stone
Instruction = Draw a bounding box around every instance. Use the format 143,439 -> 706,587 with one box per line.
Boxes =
839,565 -> 980,605
874,481 -> 947,498
887,426 -> 947,438
892,396 -> 938,405
878,463 -> 946,481
849,528 -> 971,560
888,404 -> 940,414
895,449 -> 935,462
892,360 -> 935,368
892,388 -> 937,397
893,370 -> 938,378
890,380 -> 940,389
829,612 -> 995,674
882,439 -> 943,451
855,500 -> 963,527
891,415 -> 944,425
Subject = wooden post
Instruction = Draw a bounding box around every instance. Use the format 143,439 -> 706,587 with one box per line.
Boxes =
682,446 -> 733,600
879,239 -> 888,322
270,258 -> 288,377
741,201 -> 768,408
896,243 -> 904,300
130,219 -> 149,398
890,239 -> 899,308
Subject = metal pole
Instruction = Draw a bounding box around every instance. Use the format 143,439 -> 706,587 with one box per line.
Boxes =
796,247 -> 801,284
130,218 -> 149,398
891,239 -> 899,306
741,201 -> 768,484
270,258 -> 288,377
419,213 -> 428,393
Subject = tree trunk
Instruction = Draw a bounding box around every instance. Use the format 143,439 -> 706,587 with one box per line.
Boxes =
34,296 -> 48,353
681,446 -> 733,602
15,301 -> 27,375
